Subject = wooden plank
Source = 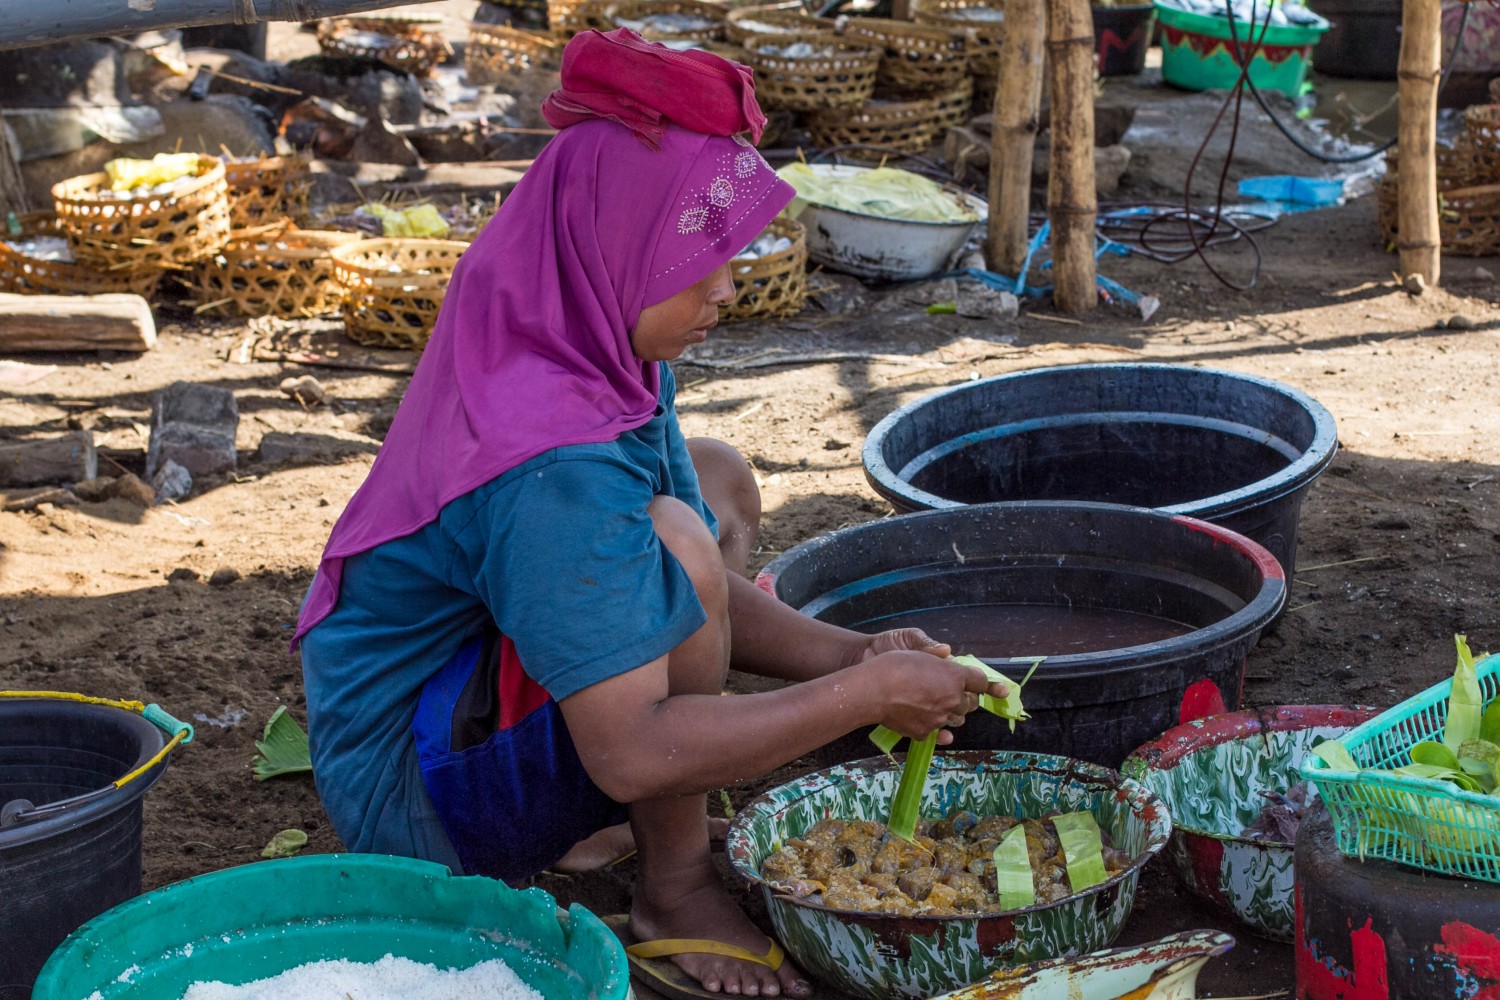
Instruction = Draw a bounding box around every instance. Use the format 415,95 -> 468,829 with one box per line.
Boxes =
1397,0 -> 1443,287
986,0 -> 1046,277
0,0 -> 444,51
0,432 -> 96,488
1044,0 -> 1097,313
0,293 -> 156,353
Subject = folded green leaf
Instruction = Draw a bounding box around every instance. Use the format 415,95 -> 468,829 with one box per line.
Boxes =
869,725 -> 903,757
1446,634 -> 1483,752
993,824 -> 1035,910
261,828 -> 308,859
251,705 -> 313,781
953,653 -> 1043,733
887,730 -> 937,842
1054,810 -> 1108,894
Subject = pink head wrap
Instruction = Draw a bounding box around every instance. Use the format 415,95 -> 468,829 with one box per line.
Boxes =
294,101 -> 793,644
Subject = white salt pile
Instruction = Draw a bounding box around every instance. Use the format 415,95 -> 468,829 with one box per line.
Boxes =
179,953 -> 545,1000
735,232 -> 794,260
4,236 -> 74,263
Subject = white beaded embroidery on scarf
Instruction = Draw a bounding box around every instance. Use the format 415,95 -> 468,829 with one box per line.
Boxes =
676,140 -> 772,236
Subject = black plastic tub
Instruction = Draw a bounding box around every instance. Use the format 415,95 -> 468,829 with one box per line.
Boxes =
1308,0 -> 1401,79
757,501 -> 1286,768
862,363 -> 1338,582
0,700 -> 169,1000
1093,3 -> 1158,76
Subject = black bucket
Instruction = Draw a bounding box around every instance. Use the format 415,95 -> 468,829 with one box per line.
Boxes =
1093,3 -> 1158,76
862,363 -> 1338,582
0,699 -> 169,999
758,501 -> 1286,768
1307,0 -> 1401,79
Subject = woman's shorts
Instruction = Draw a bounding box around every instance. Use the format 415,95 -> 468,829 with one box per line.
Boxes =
412,630 -> 626,882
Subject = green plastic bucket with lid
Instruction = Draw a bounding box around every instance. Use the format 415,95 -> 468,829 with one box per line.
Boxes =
1154,2 -> 1330,97
32,853 -> 630,1000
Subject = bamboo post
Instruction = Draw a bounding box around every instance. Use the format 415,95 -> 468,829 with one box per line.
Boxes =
1397,0 -> 1442,287
1044,0 -> 1097,313
986,0 -> 1047,276
0,123 -> 28,219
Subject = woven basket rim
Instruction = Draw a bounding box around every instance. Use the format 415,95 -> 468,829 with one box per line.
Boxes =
749,35 -> 882,66
844,16 -> 966,46
223,227 -> 364,260
612,0 -> 729,17
467,20 -> 567,43
331,238 -> 468,285
52,156 -> 226,205
731,216 -> 806,272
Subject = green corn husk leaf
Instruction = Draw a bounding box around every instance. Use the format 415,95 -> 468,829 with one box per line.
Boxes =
1446,634 -> 1483,752
993,823 -> 1035,910
251,705 -> 313,781
1411,740 -> 1462,771
870,724 -> 903,757
261,828 -> 308,859
1311,738 -> 1360,772
1054,810 -> 1108,894
887,730 -> 937,842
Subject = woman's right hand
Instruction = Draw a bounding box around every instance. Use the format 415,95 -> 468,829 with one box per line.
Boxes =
858,651 -> 1008,744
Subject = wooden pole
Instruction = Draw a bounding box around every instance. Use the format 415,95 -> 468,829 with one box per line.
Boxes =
1045,0 -> 1097,313
1396,0 -> 1442,288
0,123 -> 29,219
0,0 -> 437,51
986,0 -> 1047,277
0,293 -> 156,352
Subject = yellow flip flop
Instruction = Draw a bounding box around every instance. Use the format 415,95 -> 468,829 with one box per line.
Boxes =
602,914 -> 804,1000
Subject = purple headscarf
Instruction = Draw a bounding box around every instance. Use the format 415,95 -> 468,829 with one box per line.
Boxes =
294,119 -> 794,643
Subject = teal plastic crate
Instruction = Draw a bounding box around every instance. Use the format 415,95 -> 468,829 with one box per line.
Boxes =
1300,652 -> 1500,882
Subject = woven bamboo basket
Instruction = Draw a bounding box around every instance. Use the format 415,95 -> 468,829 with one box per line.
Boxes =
0,212 -> 163,297
746,34 -> 881,111
330,238 -> 467,350
316,17 -> 452,75
224,156 -> 311,230
611,0 -> 728,42
882,74 -> 974,132
913,0 -> 1005,75
1387,142 -> 1480,193
725,6 -> 839,44
1378,175 -> 1500,257
466,22 -> 565,82
722,216 -> 807,322
842,17 -> 968,94
1462,104 -> 1500,185
197,226 -> 363,319
807,93 -> 945,157
972,69 -> 996,115
547,0 -> 617,34
52,155 -> 231,273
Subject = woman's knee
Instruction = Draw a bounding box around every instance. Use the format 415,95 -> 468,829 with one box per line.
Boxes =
648,494 -> 727,614
686,437 -> 760,566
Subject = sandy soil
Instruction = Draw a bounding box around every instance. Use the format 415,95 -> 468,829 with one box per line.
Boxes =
4,18 -> 1500,997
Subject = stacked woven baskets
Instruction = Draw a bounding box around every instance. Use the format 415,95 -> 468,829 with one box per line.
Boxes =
224,156 -> 312,230
197,226 -> 363,320
466,22 -> 565,82
0,212 -> 164,298
808,17 -> 969,160
611,0 -> 728,41
329,238 -> 468,351
1379,104 -> 1500,257
912,0 -> 1005,111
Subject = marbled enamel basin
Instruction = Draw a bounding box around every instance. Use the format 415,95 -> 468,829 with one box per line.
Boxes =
1121,705 -> 1376,942
726,751 -> 1171,1000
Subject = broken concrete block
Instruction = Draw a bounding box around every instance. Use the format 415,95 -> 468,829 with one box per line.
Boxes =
146,382 -> 238,480
258,430 -> 379,466
151,459 -> 193,501
957,283 -> 1020,321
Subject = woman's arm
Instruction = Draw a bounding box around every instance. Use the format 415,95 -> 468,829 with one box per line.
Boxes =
725,573 -> 952,682
558,647 -> 999,804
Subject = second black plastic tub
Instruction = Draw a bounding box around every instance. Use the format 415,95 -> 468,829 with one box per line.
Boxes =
757,501 -> 1286,768
862,363 -> 1338,581
0,699 -> 169,1000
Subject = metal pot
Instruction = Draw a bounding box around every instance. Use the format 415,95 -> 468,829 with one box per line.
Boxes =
791,163 -> 987,281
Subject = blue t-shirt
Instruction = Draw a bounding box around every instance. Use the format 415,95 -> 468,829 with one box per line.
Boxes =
299,364 -> 715,867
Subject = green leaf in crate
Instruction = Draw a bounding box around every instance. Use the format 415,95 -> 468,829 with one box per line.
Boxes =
1447,634 -> 1483,752
993,824 -> 1034,910
1054,810 -> 1108,894
1481,700 -> 1500,745
1412,740 -> 1462,770
1460,739 -> 1500,792
887,730 -> 937,842
1311,738 -> 1359,771
1389,763 -> 1485,793
251,705 -> 313,781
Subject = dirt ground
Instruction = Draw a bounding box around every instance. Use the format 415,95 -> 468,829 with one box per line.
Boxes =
4,14 -> 1500,997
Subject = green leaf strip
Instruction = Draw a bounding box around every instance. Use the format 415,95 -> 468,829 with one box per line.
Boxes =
887,730 -> 937,842
1054,810 -> 1108,895
993,823 -> 1035,910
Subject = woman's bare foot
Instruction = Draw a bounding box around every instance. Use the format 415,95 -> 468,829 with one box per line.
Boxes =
552,818 -> 731,874
631,856 -> 811,997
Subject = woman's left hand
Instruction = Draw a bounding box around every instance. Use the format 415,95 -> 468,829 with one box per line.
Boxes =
856,628 -> 952,664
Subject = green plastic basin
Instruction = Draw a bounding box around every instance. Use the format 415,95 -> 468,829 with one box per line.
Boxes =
1154,2 -> 1330,97
32,853 -> 629,1000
